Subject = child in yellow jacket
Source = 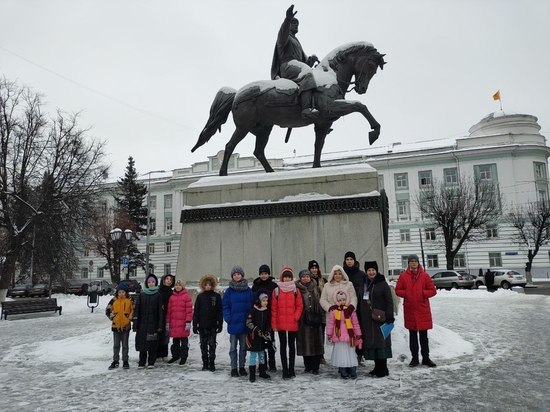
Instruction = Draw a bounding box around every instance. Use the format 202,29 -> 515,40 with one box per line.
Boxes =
105,283 -> 134,370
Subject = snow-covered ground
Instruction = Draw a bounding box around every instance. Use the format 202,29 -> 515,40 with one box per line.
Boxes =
1,289 -> 549,411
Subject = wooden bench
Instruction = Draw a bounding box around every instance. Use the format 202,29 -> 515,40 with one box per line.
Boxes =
1,298 -> 63,320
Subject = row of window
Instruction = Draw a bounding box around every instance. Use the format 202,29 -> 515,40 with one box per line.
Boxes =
80,263 -> 173,279
148,194 -> 173,210
399,226 -> 499,242
399,252 -> 502,269
83,242 -> 173,258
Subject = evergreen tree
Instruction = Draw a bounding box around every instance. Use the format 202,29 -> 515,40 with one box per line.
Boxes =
114,157 -> 148,236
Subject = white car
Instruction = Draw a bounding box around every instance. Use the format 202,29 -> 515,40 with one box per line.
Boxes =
475,269 -> 526,289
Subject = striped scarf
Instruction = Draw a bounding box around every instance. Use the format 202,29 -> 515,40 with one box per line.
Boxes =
333,305 -> 356,347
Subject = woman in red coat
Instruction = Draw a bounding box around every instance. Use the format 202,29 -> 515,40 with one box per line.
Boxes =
271,267 -> 303,379
395,254 -> 437,368
166,279 -> 193,365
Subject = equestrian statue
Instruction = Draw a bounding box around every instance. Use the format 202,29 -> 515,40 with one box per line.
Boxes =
192,5 -> 386,176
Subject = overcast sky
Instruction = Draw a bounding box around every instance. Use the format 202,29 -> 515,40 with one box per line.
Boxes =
1,0 -> 549,180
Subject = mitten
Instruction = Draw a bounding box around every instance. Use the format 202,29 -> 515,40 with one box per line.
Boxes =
185,322 -> 192,331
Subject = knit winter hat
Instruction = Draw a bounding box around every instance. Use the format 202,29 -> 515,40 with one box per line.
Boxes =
335,290 -> 349,304
344,251 -> 357,262
258,264 -> 271,276
299,269 -> 311,279
175,279 -> 184,287
408,254 -> 420,263
280,267 -> 294,281
259,293 -> 268,301
146,275 -> 158,286
364,261 -> 379,272
230,265 -> 245,278
116,282 -> 129,292
308,260 -> 320,270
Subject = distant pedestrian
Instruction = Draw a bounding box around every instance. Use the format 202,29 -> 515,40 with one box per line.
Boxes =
245,293 -> 272,382
395,254 -> 437,368
485,269 -> 495,292
106,282 -> 134,370
252,264 -> 278,371
193,274 -> 223,371
223,266 -> 253,377
326,290 -> 362,379
134,274 -> 164,369
165,279 -> 193,365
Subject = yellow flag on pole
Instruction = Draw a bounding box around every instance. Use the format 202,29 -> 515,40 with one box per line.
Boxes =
492,90 -> 501,101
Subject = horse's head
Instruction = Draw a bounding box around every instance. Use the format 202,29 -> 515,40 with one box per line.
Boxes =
353,50 -> 386,95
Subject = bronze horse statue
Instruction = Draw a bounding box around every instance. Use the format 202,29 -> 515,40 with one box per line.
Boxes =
192,42 -> 386,176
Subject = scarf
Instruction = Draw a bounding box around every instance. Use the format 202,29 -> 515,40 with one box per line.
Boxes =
333,305 -> 356,347
229,278 -> 249,291
143,286 -> 159,295
277,280 -> 296,293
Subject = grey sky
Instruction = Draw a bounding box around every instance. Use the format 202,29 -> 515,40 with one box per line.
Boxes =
1,0 -> 549,180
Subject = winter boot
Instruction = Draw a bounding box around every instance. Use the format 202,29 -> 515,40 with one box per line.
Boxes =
422,358 -> 437,367
179,357 -> 187,365
209,358 -> 216,372
258,363 -> 271,379
289,357 -> 296,378
281,360 -> 290,380
409,357 -> 420,367
239,367 -> 248,377
108,361 -> 119,370
202,359 -> 209,371
231,368 -> 239,377
375,360 -> 388,377
167,357 -> 179,364
350,366 -> 358,379
368,361 -> 378,376
123,361 -> 129,369
249,366 -> 256,383
268,358 -> 277,372
338,367 -> 349,379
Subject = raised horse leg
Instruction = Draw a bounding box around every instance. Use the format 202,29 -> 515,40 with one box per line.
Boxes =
325,99 -> 381,144
313,123 -> 333,168
220,127 -> 249,176
252,125 -> 275,173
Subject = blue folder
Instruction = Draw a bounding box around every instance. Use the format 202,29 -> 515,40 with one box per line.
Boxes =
380,322 -> 394,340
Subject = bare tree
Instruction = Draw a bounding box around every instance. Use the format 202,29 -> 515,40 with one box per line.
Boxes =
507,201 -> 550,285
0,78 -> 108,300
415,175 -> 502,269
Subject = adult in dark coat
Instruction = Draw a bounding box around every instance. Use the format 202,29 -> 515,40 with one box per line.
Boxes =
343,251 -> 366,363
252,264 -> 278,371
156,273 -> 175,360
134,274 -> 164,368
295,269 -> 324,374
485,269 -> 495,292
359,261 -> 394,378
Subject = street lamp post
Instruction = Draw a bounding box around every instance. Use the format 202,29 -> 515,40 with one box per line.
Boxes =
143,170 -> 166,278
110,228 -> 133,280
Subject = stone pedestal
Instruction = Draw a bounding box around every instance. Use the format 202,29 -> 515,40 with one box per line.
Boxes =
177,164 -> 388,283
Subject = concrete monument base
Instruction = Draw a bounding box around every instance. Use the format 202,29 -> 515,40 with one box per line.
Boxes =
177,164 -> 388,283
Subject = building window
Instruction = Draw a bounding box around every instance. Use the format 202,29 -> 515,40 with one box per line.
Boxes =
148,243 -> 155,254
401,255 -> 409,269
83,248 -> 89,257
427,254 -> 439,268
166,242 -> 172,253
534,162 -> 547,180
444,168 -> 458,186
538,190 -> 549,204
397,200 -> 409,219
454,253 -> 466,268
489,252 -> 502,267
394,173 -> 409,190
165,217 -> 173,232
149,195 -> 157,209
149,218 -> 156,235
400,229 -> 410,242
81,267 -> 89,279
418,170 -> 433,189
97,268 -> 104,278
164,264 -> 171,276
425,228 -> 436,241
486,225 -> 498,238
478,164 -> 492,181
164,194 -> 173,209
129,268 -> 137,277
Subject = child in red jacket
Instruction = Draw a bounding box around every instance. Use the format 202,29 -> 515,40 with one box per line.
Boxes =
166,279 -> 193,365
271,267 -> 303,379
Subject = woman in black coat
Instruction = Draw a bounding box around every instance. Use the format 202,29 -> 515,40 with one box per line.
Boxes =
134,274 -> 164,368
156,274 -> 175,360
359,261 -> 394,378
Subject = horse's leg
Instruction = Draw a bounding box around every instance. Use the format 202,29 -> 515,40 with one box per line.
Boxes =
325,99 -> 381,144
252,125 -> 275,173
220,127 -> 248,176
313,123 -> 333,168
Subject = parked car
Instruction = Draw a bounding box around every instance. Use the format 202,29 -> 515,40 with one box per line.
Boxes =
431,270 -> 475,289
7,284 -> 31,298
475,269 -> 526,289
27,284 -> 50,297
50,281 -> 68,294
66,279 -> 89,295
89,280 -> 113,296
117,279 -> 142,294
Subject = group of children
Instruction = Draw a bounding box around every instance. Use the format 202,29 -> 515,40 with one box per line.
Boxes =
105,257 -> 389,381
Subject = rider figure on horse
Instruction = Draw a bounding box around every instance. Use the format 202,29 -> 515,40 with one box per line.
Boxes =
271,5 -> 320,120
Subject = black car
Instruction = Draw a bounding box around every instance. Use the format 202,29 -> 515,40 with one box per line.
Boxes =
117,279 -> 142,294
7,284 -> 31,298
66,279 -> 89,295
28,283 -> 50,297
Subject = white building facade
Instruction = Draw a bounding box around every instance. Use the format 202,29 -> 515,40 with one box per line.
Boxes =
79,112 -> 550,281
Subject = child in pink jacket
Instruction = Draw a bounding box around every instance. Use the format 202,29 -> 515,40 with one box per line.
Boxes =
166,279 -> 193,365
326,290 -> 362,379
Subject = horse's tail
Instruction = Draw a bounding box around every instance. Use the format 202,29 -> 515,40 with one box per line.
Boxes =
191,87 -> 237,152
